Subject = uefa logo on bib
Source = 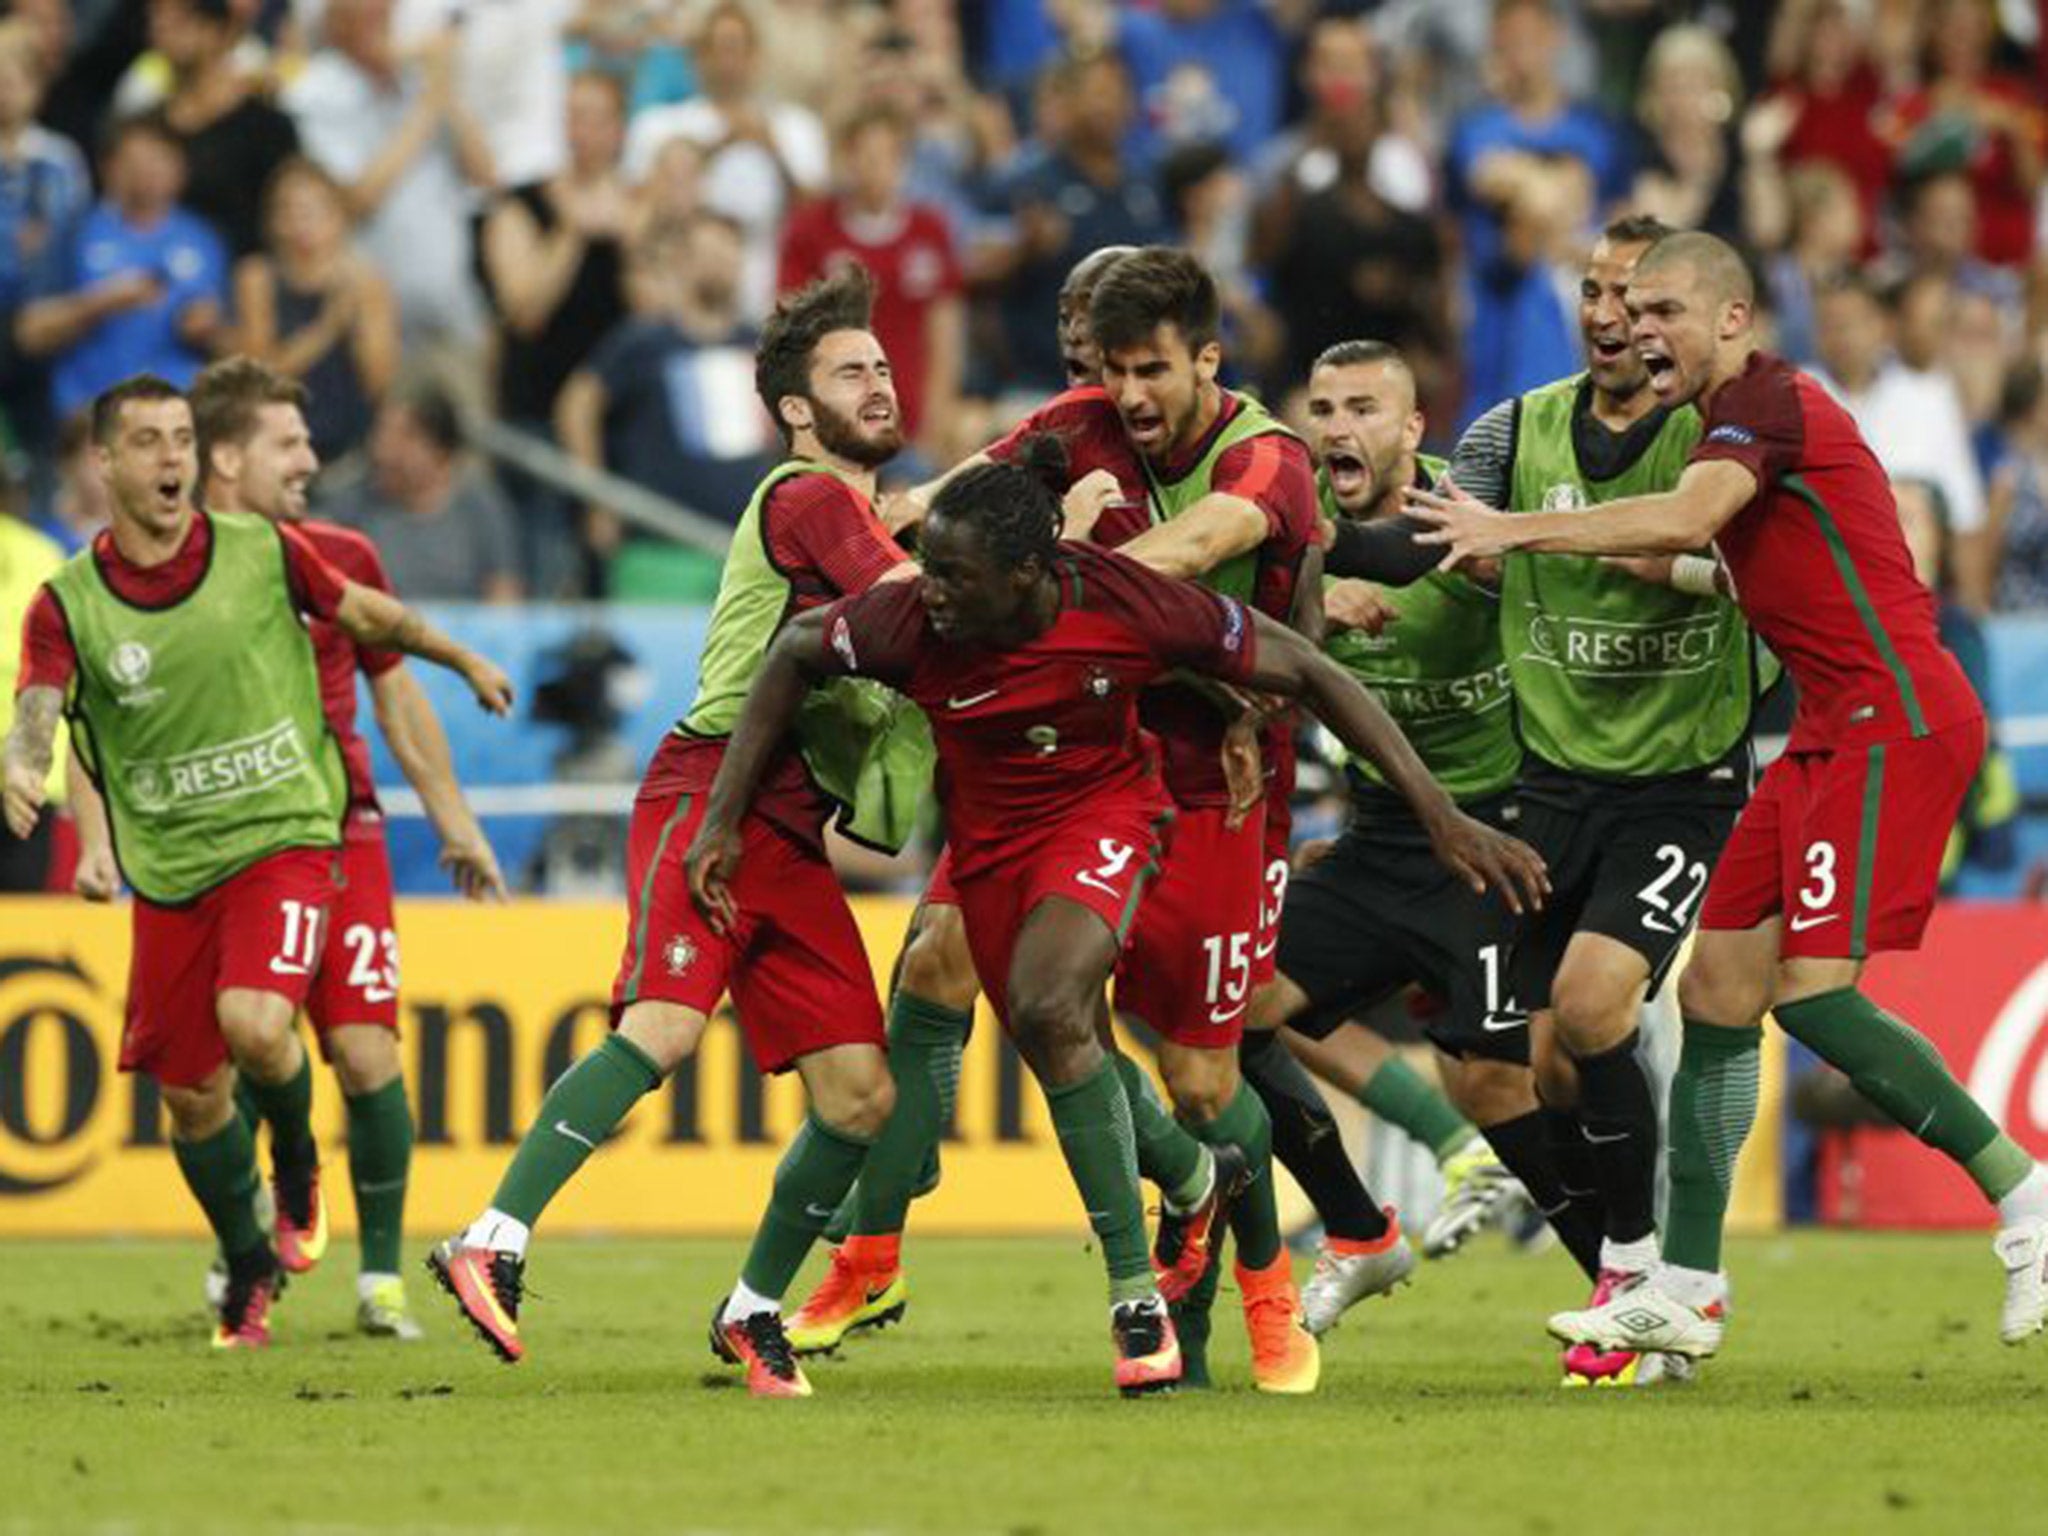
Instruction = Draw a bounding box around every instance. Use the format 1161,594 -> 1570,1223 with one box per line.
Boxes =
1541,483 -> 1589,514
109,641 -> 151,687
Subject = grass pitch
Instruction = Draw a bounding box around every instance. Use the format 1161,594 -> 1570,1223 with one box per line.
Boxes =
2,1230 -> 2043,1536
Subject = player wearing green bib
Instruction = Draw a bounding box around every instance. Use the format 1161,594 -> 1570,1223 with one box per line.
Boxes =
1441,217 -> 1759,1385
4,375 -> 513,1350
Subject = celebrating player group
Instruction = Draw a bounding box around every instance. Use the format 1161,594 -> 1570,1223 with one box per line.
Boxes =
9,222 -> 2044,1398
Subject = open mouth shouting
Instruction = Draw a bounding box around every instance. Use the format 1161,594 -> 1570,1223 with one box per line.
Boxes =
1588,330 -> 1632,371
1322,447 -> 1372,504
152,473 -> 185,515
1638,341 -> 1679,397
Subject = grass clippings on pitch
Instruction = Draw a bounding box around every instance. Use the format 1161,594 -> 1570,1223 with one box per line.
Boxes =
1,1231 -> 2043,1536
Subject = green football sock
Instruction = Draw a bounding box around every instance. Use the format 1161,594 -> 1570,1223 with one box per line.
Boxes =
1191,1081 -> 1280,1269
740,1111 -> 873,1300
1046,1058 -> 1153,1304
1112,1052 -> 1211,1210
174,1114 -> 269,1261
233,1075 -> 261,1139
491,1034 -> 661,1226
1171,1229 -> 1225,1390
1776,988 -> 2034,1203
1662,1021 -> 1763,1272
241,1051 -> 317,1180
1358,1054 -> 1475,1164
345,1079 -> 413,1276
850,992 -> 968,1237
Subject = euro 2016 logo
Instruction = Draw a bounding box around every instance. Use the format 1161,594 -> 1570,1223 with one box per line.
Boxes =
1541,484 -> 1588,514
107,639 -> 163,708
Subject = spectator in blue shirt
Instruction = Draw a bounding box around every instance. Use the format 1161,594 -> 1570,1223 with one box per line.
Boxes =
0,20 -> 89,458
986,49 -> 1168,404
17,115 -> 227,421
1117,0 -> 1288,169
1445,0 -> 1629,425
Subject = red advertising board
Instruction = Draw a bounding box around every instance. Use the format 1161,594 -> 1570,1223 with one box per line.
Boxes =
1819,903 -> 2048,1229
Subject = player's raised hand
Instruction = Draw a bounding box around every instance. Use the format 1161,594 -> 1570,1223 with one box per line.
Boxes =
440,829 -> 508,902
1426,810 -> 1549,914
1059,469 -> 1128,544
1325,579 -> 1400,635
1405,475 -> 1518,570
463,656 -> 516,717
73,843 -> 118,902
685,819 -> 745,936
3,759 -> 44,840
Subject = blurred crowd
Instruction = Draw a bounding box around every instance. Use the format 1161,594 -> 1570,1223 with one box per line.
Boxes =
1,0 -> 2046,612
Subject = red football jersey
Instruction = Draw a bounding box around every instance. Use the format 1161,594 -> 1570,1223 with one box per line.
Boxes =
818,543 -> 1259,881
777,198 -> 962,438
298,520 -> 402,810
991,390 -> 1317,807
1694,351 -> 1982,753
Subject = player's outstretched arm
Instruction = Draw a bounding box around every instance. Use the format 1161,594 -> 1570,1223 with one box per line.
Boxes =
1237,612 -> 1549,913
369,664 -> 507,901
1322,513 -> 1446,586
2,685 -> 60,839
1115,493 -> 1268,580
332,581 -> 515,716
66,747 -> 118,901
687,609 -> 835,932
1406,461 -> 1756,567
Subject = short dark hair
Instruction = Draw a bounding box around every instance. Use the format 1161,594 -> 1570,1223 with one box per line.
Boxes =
1087,246 -> 1220,357
91,375 -> 186,445
928,433 -> 1068,571
391,381 -> 463,454
190,357 -> 308,485
1312,338 -> 1411,376
99,111 -> 182,164
1602,213 -> 1677,248
755,264 -> 877,445
1058,245 -> 1135,322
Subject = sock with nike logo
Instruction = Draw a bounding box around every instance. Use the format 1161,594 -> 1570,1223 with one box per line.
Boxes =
1189,1081 -> 1281,1270
1478,1109 -> 1602,1278
847,992 -> 970,1238
1775,987 -> 2034,1203
1662,1019 -> 1763,1273
490,1033 -> 662,1227
1571,1030 -> 1660,1246
740,1111 -> 875,1303
1357,1055 -> 1477,1165
1240,1028 -> 1388,1242
241,1048 -> 318,1187
345,1078 -> 413,1276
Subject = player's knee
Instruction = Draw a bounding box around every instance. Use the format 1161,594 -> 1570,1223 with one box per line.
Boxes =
327,1026 -> 401,1097
1547,967 -> 1638,1055
615,1002 -> 705,1075
901,908 -> 978,1012
1158,1046 -> 1238,1126
1529,1017 -> 1579,1108
1450,1057 -> 1537,1127
216,991 -> 301,1079
815,1057 -> 896,1141
1676,952 -> 1768,1028
161,1069 -> 235,1140
1009,987 -> 1099,1084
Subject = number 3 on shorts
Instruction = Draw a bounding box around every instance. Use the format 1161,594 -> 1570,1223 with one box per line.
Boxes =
1796,840 -> 1838,917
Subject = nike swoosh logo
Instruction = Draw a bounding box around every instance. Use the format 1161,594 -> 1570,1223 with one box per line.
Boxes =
804,1203 -> 837,1219
268,960 -> 310,977
1252,937 -> 1276,960
1481,1011 -> 1527,1033
947,688 -> 999,709
1788,912 -> 1839,932
1581,1127 -> 1632,1145
1208,1001 -> 1249,1026
553,1120 -> 598,1150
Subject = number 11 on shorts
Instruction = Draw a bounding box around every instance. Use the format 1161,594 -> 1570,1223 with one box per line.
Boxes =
271,898 -> 323,977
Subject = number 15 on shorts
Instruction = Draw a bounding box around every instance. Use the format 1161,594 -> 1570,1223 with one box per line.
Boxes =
1202,931 -> 1253,1025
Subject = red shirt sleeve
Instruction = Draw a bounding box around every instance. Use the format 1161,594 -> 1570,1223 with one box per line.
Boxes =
307,524 -> 403,676
816,578 -> 925,689
1209,433 -> 1319,549
762,472 -> 910,600
276,521 -> 352,621
16,587 -> 76,693
1692,355 -> 1804,493
1094,547 -> 1258,683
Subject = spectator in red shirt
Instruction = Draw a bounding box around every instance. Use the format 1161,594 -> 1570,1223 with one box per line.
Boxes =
1744,0 -> 1894,253
778,105 -> 963,466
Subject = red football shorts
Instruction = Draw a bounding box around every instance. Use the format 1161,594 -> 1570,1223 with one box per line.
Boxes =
1115,804 -> 1267,1049
1699,717 -> 1985,960
612,791 -> 884,1073
122,846 -> 343,1088
923,845 -> 960,909
1252,786 -> 1293,990
953,805 -> 1170,1028
306,811 -> 400,1040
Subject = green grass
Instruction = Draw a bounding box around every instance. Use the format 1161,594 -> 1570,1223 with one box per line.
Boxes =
1,1231 -> 2043,1536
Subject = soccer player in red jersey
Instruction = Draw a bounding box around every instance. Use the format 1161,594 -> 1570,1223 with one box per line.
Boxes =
429,270 -> 918,1397
171,357 -> 506,1340
5,375 -> 513,1349
689,443 -> 1547,1395
1409,230 -> 2048,1359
